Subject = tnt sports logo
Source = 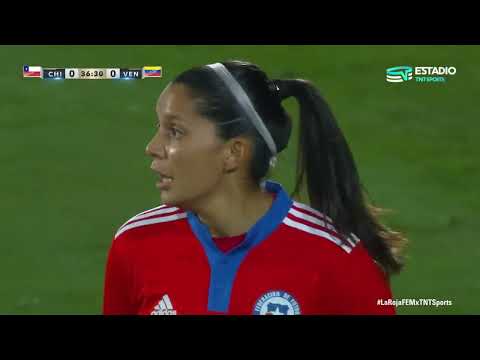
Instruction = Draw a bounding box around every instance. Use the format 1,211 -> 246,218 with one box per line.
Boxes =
386,66 -> 413,83
386,65 -> 457,84
253,290 -> 301,315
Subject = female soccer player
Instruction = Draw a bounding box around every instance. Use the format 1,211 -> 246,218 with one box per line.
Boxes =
103,60 -> 407,315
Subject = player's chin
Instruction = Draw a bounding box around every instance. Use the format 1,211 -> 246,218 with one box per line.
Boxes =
162,193 -> 194,211
159,189 -> 174,203
159,190 -> 181,207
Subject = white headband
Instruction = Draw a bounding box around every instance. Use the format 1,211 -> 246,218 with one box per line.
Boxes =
206,63 -> 278,157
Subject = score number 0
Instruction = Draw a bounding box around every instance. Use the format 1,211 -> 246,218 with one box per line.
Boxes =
65,68 -> 79,79
106,68 -> 120,79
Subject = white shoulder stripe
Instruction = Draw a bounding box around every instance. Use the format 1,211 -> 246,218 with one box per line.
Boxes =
283,217 -> 353,253
291,207 -> 358,245
134,206 -> 179,221
289,208 -> 335,231
345,236 -> 356,248
290,204 -> 360,249
118,206 -> 179,231
350,233 -> 361,244
117,205 -> 177,231
115,212 -> 187,239
292,201 -> 333,223
137,204 -> 168,216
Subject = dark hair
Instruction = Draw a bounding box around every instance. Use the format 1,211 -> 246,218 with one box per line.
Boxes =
173,60 -> 407,276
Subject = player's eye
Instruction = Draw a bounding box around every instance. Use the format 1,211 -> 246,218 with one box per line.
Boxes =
169,126 -> 183,139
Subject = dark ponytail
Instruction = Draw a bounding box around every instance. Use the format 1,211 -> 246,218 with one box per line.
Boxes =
174,60 -> 407,276
275,78 -> 407,276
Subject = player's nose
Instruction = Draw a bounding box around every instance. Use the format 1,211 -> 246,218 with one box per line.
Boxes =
145,137 -> 166,159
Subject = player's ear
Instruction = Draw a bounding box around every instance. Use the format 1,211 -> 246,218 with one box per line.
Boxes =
223,137 -> 251,173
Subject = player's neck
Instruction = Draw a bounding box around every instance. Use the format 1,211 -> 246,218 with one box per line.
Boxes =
194,182 -> 274,238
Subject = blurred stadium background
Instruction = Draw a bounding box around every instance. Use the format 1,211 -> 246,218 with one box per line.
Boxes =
1,45 -> 478,314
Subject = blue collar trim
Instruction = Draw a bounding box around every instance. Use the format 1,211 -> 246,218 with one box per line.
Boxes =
186,180 -> 293,312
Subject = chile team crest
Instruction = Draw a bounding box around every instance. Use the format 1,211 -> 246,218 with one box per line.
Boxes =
253,290 -> 301,315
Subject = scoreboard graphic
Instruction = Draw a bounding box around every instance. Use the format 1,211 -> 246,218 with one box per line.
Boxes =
22,65 -> 162,80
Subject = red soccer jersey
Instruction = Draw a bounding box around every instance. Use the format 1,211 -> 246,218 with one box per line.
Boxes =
103,181 -> 395,315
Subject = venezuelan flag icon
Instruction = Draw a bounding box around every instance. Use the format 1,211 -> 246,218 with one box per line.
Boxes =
142,66 -> 162,78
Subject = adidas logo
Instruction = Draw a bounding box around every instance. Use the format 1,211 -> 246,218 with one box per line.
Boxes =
151,294 -> 177,315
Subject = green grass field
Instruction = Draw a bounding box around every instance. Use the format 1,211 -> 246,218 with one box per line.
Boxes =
1,45 -> 478,314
